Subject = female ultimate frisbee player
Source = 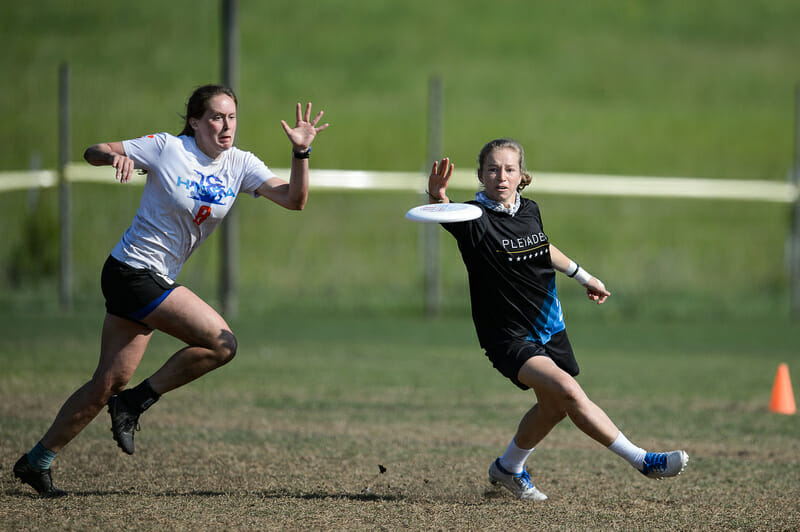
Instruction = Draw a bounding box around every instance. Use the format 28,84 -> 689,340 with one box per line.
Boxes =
13,85 -> 328,497
426,138 -> 688,501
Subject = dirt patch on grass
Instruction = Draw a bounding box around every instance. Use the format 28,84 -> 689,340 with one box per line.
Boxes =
3,403 -> 798,531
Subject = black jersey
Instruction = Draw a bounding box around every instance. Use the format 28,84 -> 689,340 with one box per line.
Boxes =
442,198 -> 566,349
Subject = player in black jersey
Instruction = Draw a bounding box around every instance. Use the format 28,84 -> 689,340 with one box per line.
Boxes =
428,138 -> 688,501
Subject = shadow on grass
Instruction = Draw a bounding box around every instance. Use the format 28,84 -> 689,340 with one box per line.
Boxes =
256,488 -> 404,502
5,487 -> 406,502
5,488 -> 405,503
7,484 -> 514,502
156,489 -> 404,502
4,487 -> 136,499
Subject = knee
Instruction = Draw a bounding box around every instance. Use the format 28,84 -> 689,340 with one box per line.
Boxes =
212,329 -> 238,366
556,378 -> 587,410
88,373 -> 132,404
538,376 -> 585,414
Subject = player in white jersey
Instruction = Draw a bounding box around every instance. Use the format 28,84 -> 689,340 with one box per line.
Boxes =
13,85 -> 329,497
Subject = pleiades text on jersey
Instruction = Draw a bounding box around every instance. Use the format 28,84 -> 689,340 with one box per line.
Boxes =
502,233 -> 548,250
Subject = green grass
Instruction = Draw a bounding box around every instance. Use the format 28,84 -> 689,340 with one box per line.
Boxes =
2,0 -> 800,178
2,3 -> 799,527
2,1 -> 798,321
1,186 -> 792,321
1,311 -> 799,529
1,0 -> 796,320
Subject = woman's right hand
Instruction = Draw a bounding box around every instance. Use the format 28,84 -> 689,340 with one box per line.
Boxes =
427,157 -> 453,203
110,153 -> 136,183
84,142 -> 135,183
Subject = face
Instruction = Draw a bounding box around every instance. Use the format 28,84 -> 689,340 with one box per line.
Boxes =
478,147 -> 522,207
191,94 -> 237,158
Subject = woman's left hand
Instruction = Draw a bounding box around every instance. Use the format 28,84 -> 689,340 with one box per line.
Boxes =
281,102 -> 329,152
585,277 -> 610,305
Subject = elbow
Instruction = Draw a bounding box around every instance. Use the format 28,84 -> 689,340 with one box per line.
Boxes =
288,199 -> 307,211
286,193 -> 308,211
83,145 -> 105,166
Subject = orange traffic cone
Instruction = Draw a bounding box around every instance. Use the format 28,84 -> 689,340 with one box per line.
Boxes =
769,363 -> 796,415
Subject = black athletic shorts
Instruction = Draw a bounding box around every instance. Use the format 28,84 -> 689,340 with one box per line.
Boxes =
484,329 -> 579,391
101,255 -> 180,325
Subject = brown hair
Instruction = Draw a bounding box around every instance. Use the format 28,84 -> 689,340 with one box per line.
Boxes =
477,138 -> 532,191
178,84 -> 238,137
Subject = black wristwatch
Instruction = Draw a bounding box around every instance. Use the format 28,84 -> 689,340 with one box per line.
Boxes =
293,147 -> 311,159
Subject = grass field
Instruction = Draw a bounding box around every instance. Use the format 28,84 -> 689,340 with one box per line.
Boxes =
1,311 -> 799,529
2,1 -> 800,179
3,1 -> 800,529
0,187 -> 793,320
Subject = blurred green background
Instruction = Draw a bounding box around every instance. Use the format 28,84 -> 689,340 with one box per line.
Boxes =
1,0 -> 799,320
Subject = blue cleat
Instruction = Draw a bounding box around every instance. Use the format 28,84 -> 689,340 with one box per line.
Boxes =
641,450 -> 689,479
489,458 -> 548,501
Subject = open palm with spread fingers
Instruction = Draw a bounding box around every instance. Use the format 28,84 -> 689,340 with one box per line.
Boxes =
427,157 -> 454,203
281,102 -> 329,151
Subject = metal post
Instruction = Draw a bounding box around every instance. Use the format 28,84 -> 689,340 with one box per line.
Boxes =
219,0 -> 239,318
58,62 -> 72,311
791,85 -> 800,319
424,76 -> 444,316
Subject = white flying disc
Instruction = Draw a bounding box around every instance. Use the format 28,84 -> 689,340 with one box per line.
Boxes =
405,202 -> 483,223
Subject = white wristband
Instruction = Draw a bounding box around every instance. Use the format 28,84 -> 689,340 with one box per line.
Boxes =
574,266 -> 592,286
565,260 -> 579,277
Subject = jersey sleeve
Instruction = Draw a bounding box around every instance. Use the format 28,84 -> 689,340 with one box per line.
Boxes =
121,132 -> 169,171
239,152 -> 278,197
441,202 -> 488,247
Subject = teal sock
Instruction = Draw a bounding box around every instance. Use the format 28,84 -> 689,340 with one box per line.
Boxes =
27,441 -> 57,471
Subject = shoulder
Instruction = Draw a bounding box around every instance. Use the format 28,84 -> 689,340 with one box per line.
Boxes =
125,132 -> 172,144
441,199 -> 488,238
122,132 -> 173,159
464,198 -> 482,209
455,199 -> 490,221
225,147 -> 271,177
519,197 -> 540,215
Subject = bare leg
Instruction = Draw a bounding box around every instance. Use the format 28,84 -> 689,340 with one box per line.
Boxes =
511,401 -> 566,450
515,356 -> 619,449
40,314 -> 152,452
141,286 -> 237,394
39,287 -> 234,453
509,356 -> 689,482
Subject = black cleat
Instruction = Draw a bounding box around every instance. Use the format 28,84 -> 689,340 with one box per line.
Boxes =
107,394 -> 141,455
13,455 -> 67,498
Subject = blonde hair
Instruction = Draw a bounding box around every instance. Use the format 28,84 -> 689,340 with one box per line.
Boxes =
477,138 -> 532,191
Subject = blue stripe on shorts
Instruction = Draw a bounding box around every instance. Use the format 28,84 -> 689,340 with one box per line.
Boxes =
129,288 -> 175,321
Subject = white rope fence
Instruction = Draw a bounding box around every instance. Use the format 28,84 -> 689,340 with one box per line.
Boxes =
0,164 -> 797,203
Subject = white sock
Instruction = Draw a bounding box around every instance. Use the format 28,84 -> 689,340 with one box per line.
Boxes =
607,432 -> 647,470
499,438 -> 534,474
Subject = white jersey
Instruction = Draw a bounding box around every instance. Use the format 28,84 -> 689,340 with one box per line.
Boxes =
111,132 -> 276,281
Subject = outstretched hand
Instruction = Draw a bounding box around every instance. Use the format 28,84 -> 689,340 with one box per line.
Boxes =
427,157 -> 453,203
281,102 -> 329,152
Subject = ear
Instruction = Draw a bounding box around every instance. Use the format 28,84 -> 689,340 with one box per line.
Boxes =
189,118 -> 199,131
